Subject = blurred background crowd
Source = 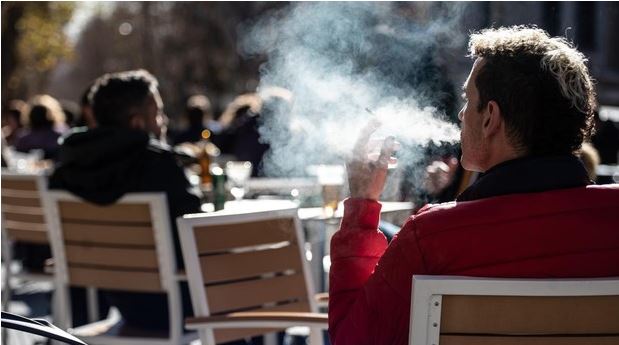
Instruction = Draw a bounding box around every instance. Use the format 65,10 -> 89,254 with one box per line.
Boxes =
2,2 -> 618,191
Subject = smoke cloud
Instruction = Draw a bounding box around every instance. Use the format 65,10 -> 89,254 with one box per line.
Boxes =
241,2 -> 468,183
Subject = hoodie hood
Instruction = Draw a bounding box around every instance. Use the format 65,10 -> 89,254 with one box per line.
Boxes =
50,127 -> 151,205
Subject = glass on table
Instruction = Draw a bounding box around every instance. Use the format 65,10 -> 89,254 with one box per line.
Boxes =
306,164 -> 346,217
225,161 -> 252,201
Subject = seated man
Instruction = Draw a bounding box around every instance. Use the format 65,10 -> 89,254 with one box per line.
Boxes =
49,70 -> 201,330
329,26 -> 619,345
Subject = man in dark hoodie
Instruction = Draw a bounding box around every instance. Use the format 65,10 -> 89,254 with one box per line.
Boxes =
49,70 -> 200,330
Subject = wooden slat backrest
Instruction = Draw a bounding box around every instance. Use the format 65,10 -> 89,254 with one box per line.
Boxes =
53,196 -> 163,292
409,276 -> 619,345
180,208 -> 314,344
1,173 -> 48,244
438,335 -> 619,345
195,217 -> 309,313
193,218 -> 297,253
440,295 -> 619,335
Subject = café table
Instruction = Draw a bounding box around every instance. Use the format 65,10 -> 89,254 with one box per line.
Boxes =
200,198 -> 413,222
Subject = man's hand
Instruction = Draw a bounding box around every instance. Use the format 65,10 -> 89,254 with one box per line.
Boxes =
347,120 -> 398,201
423,157 -> 459,196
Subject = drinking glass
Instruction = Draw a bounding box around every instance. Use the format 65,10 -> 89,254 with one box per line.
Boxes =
307,165 -> 346,217
225,161 -> 253,201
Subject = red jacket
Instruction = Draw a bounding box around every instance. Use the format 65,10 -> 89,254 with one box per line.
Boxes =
329,184 -> 619,345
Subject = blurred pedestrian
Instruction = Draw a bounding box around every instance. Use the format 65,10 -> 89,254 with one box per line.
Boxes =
15,95 -> 67,160
172,94 -> 221,145
1,99 -> 27,146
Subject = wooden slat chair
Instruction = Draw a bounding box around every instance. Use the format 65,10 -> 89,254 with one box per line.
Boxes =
1,170 -> 54,311
409,275 -> 619,345
44,191 -> 197,345
177,206 -> 328,345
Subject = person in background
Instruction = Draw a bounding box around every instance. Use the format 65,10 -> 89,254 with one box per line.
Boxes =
2,99 -> 26,146
216,88 -> 292,177
214,93 -> 264,176
329,26 -> 619,345
591,109 -> 619,165
49,69 -> 201,331
172,94 -> 221,145
15,95 -> 67,160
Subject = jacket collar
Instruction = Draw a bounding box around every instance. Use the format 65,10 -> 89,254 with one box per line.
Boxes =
456,155 -> 592,202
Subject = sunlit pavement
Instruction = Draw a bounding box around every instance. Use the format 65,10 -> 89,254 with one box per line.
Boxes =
2,263 -> 54,345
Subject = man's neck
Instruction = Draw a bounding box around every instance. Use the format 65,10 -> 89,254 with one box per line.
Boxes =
481,141 -> 524,173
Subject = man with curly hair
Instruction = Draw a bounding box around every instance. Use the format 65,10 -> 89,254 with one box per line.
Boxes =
329,26 -> 619,345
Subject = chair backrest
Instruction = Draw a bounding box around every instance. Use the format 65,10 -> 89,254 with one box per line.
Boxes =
409,275 -> 619,345
45,191 -> 177,294
177,206 -> 317,344
45,191 -> 193,343
1,170 -> 49,244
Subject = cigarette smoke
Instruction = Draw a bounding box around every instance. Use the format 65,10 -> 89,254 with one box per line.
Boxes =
241,2 -> 467,187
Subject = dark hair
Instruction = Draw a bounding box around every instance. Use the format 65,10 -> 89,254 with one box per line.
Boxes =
470,26 -> 595,156
186,108 -> 203,127
185,95 -> 212,127
90,70 -> 158,128
28,105 -> 55,130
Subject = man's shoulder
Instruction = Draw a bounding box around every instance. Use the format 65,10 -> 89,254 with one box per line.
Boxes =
406,185 -> 619,236
145,138 -> 174,155
145,139 -> 197,165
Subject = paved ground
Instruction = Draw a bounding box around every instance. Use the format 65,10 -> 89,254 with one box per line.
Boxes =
2,270 -> 54,345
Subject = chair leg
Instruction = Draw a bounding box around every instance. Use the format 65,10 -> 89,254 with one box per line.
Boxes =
2,240 -> 13,311
309,328 -> 324,345
86,287 -> 100,323
1,241 -> 13,345
263,333 -> 277,345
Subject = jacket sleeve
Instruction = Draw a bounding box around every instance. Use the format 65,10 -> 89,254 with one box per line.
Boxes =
329,198 -> 430,345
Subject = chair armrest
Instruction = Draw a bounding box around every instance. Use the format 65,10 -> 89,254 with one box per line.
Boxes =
315,292 -> 329,308
185,311 -> 328,330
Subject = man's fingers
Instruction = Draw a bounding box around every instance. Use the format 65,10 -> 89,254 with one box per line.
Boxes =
377,136 -> 397,167
352,118 -> 382,159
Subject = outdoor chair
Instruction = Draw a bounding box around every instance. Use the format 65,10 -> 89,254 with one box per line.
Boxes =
177,206 -> 328,345
409,275 -> 619,345
44,191 -> 197,345
2,171 -> 53,310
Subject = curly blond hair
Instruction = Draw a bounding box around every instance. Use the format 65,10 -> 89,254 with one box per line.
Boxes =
467,26 -> 596,155
469,26 -> 595,115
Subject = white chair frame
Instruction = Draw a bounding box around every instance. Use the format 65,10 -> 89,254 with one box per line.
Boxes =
0,171 -> 83,321
409,275 -> 619,345
2,171 -> 52,304
177,206 -> 328,345
44,191 -> 196,345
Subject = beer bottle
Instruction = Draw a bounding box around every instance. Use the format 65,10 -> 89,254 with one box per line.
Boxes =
198,145 -> 212,185
198,129 -> 220,186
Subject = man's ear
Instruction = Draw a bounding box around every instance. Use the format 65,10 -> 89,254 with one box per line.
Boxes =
482,100 -> 502,138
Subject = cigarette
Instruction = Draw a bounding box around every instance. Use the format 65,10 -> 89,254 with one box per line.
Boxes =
365,107 -> 375,115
